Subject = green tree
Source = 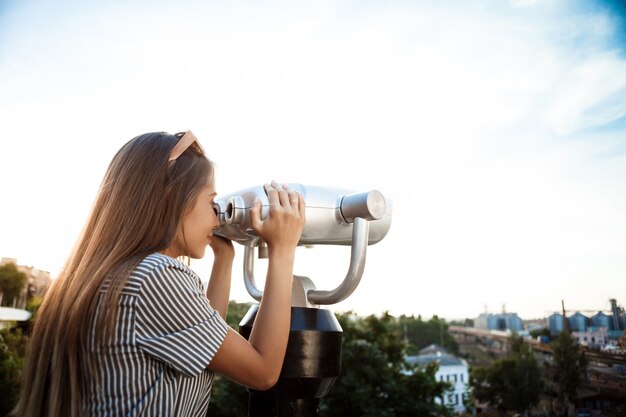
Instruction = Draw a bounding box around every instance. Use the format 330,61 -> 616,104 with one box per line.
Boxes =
223,300 -> 254,329
449,318 -> 474,328
0,327 -> 29,416
471,335 -> 541,414
529,327 -> 551,340
25,295 -> 43,315
0,263 -> 27,307
397,314 -> 459,355
322,311 -> 454,417
551,331 -> 587,412
210,301 -> 254,417
510,338 -> 542,413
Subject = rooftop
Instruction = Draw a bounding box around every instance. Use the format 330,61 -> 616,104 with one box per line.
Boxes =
406,344 -> 468,368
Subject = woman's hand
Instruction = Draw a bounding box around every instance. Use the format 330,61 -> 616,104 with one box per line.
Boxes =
249,181 -> 305,251
209,234 -> 235,261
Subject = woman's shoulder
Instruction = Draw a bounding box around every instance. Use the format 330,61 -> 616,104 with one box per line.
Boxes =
131,254 -> 208,315
135,253 -> 188,273
130,253 -> 202,287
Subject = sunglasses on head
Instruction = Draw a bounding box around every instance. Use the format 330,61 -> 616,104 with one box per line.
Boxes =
168,130 -> 204,162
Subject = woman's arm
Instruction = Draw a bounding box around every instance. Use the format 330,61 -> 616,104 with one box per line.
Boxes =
207,181 -> 304,390
206,236 -> 235,319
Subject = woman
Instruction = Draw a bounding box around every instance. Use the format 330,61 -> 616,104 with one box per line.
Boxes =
14,131 -> 305,417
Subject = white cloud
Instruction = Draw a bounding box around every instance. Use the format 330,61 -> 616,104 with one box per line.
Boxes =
544,50 -> 626,135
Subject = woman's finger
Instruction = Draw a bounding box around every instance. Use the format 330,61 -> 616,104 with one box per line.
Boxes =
271,180 -> 289,207
264,183 -> 280,208
271,180 -> 290,207
297,192 -> 305,220
284,184 -> 299,208
250,197 -> 263,231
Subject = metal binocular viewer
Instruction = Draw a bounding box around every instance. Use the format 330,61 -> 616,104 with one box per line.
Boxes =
213,184 -> 393,417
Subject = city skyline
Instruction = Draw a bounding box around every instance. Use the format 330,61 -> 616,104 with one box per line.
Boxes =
2,254 -> 623,322
1,0 -> 625,320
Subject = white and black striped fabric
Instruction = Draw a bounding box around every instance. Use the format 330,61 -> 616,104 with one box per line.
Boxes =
86,253 -> 229,417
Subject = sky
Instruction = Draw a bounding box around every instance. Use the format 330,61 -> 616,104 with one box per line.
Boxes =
1,0 -> 625,321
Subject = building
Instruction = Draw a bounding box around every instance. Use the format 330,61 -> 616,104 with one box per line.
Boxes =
406,345 -> 469,413
474,312 -> 523,332
0,257 -> 51,309
572,326 -> 609,349
548,300 -> 625,341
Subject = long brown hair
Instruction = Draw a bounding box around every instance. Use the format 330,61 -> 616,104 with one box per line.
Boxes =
14,132 -> 213,417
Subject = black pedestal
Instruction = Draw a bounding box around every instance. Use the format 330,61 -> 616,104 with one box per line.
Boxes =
239,306 -> 343,417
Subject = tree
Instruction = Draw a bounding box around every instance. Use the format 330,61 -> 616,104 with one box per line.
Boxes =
322,311 -> 454,417
0,327 -> 29,416
529,327 -> 551,340
471,335 -> 541,414
210,301 -> 254,417
449,318 -> 474,328
510,339 -> 542,413
551,331 -> 587,412
0,262 -> 27,307
397,314 -> 460,355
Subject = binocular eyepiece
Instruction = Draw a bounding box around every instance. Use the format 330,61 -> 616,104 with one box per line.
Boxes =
213,184 -> 392,247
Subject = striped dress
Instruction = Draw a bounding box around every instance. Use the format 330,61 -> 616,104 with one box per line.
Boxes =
86,253 -> 229,417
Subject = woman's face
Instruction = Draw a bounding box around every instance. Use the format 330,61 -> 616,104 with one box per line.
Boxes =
167,179 -> 220,259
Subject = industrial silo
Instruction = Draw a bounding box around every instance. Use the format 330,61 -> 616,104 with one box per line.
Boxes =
507,314 -> 523,332
548,313 -> 564,334
591,311 -> 612,330
568,312 -> 590,332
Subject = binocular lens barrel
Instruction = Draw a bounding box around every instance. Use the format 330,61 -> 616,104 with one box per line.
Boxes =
213,184 -> 392,247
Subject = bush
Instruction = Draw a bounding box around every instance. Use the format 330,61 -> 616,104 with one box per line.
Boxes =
0,326 -> 28,416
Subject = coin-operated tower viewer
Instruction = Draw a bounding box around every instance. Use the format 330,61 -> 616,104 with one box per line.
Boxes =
214,184 -> 393,417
